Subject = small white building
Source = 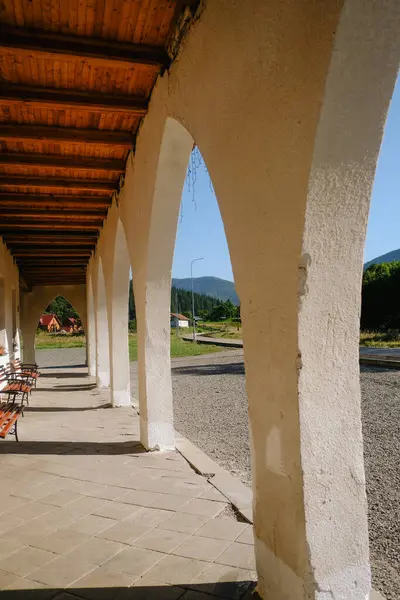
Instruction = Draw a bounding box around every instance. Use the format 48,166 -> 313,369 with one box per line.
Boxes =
170,313 -> 189,328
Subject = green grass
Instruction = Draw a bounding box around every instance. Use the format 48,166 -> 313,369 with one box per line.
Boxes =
360,330 -> 400,348
128,333 -> 223,362
35,332 -> 86,349
36,331 -> 223,359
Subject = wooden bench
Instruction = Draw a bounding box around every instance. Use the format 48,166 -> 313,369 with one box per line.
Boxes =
12,359 -> 39,389
0,364 -> 32,408
0,401 -> 23,441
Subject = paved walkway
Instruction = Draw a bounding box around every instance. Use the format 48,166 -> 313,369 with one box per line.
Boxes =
0,361 -> 256,600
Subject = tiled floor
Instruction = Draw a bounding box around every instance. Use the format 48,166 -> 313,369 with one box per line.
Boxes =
0,362 -> 257,600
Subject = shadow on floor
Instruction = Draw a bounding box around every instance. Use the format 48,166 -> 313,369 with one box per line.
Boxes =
172,362 -> 245,376
37,363 -> 87,370
25,403 -> 112,413
35,384 -> 97,392
0,440 -> 146,455
39,372 -> 90,379
0,582 -> 259,599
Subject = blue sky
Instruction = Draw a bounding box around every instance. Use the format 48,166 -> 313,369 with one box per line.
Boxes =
172,76 -> 399,281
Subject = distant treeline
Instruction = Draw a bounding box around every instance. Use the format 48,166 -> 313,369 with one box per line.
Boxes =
129,281 -> 239,322
362,261 -> 400,330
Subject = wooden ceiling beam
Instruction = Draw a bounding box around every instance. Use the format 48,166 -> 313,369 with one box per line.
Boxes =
0,83 -> 148,115
0,222 -> 101,230
0,199 -> 110,211
0,153 -> 125,172
14,254 -> 91,259
0,175 -> 116,192
5,239 -> 96,246
12,248 -> 92,254
2,231 -> 98,240
0,124 -> 133,147
0,25 -> 170,69
0,210 -> 106,220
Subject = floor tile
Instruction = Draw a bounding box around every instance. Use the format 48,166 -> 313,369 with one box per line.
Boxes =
133,528 -> 189,553
32,528 -> 90,555
103,546 -> 163,576
3,576 -> 58,598
116,578 -> 186,599
65,538 -> 127,566
145,555 -> 208,586
0,569 -> 20,590
0,546 -> 56,577
190,562 -> 256,599
172,536 -> 229,562
71,566 -> 136,600
93,500 -> 141,521
158,513 -> 209,535
127,507 -> 173,527
0,538 -> 24,560
234,526 -> 254,545
194,519 -> 247,542
97,520 -> 153,544
214,543 -> 256,571
178,499 -> 225,518
29,554 -> 97,587
65,514 -> 116,536
41,491 -> 83,507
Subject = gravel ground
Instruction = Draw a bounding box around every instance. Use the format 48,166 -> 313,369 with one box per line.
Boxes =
37,348 -> 399,598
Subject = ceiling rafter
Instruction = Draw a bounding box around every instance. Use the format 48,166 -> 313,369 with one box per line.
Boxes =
0,175 -> 117,192
0,83 -> 148,115
0,25 -> 170,69
0,124 -> 133,147
0,153 -> 125,172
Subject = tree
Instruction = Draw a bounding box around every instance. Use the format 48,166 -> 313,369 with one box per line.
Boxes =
45,296 -> 81,326
361,261 -> 400,330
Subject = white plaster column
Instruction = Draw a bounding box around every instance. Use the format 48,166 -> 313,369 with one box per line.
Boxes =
119,120 -> 193,450
108,219 -> 131,407
95,258 -> 110,389
86,268 -> 97,377
105,0 -> 398,595
21,325 -> 36,364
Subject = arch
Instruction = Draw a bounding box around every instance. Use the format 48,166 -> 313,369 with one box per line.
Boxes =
115,0 -> 399,596
19,284 -> 87,365
96,258 -> 110,388
108,218 -> 131,405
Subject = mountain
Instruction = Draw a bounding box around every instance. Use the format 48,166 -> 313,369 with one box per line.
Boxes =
364,249 -> 400,269
172,276 -> 239,305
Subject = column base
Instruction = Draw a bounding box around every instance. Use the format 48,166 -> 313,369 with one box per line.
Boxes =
140,418 -> 175,452
97,370 -> 110,388
112,388 -> 132,407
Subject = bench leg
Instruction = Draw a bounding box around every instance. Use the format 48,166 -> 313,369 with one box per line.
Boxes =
15,418 -> 19,443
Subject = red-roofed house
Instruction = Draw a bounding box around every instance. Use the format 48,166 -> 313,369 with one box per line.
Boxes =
38,314 -> 61,332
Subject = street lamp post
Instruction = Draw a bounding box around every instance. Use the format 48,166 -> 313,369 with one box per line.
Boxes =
191,257 -> 203,341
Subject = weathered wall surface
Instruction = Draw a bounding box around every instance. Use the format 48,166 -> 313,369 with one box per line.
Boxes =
0,239 -> 20,367
85,0 -> 400,597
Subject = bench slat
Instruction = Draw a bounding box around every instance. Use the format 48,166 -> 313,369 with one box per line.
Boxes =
0,407 -> 22,439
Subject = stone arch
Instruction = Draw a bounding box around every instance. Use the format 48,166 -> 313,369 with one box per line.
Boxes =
20,284 -> 87,364
117,1 -> 399,596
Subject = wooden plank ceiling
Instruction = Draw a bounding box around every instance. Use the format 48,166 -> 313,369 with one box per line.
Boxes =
0,0 -> 191,287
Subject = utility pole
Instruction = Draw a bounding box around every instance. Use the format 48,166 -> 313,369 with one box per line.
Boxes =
191,257 -> 203,341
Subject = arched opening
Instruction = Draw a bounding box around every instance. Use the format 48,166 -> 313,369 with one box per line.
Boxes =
34,294 -> 86,368
358,75 -> 400,600
171,147 -> 250,483
96,258 -> 110,388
